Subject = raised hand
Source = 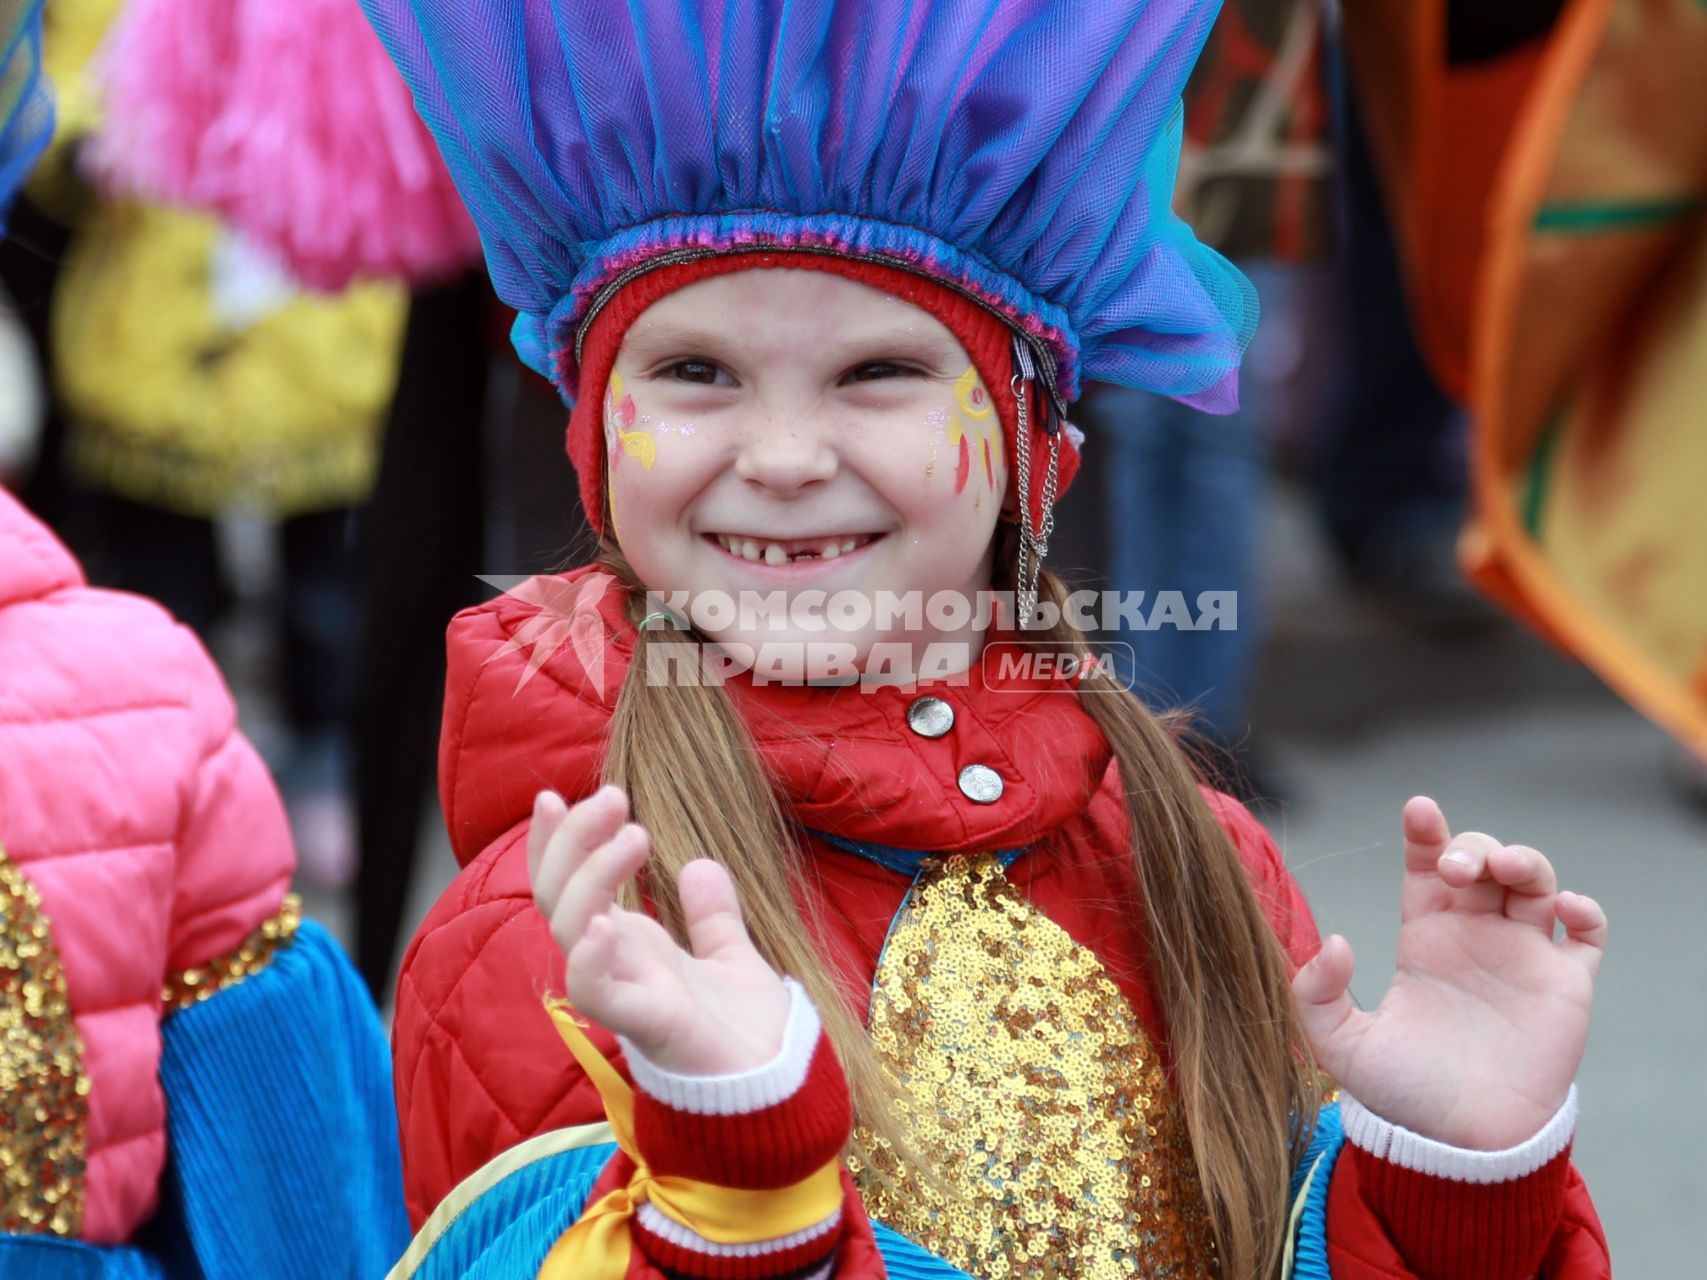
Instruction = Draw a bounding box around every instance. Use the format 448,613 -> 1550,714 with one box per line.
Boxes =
1291,796 -> 1608,1150
528,786 -> 792,1077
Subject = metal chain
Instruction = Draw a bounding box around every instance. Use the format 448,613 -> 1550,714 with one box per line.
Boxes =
1012,370 -> 1036,627
1011,374 -> 1060,629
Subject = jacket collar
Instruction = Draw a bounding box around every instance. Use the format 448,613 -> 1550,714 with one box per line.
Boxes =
444,568 -> 1112,864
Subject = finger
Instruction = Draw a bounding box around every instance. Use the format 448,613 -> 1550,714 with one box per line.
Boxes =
549,823 -> 650,953
564,912 -> 621,1007
678,860 -> 754,961
533,786 -> 629,915
1555,891 -> 1608,978
527,790 -> 568,882
1428,831 -> 1508,915
1290,935 -> 1366,1078
1398,797 -> 1473,922
1487,843 -> 1559,932
1400,795 -> 1452,873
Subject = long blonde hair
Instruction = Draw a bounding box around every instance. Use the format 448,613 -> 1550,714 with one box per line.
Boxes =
596,528 -> 1316,1278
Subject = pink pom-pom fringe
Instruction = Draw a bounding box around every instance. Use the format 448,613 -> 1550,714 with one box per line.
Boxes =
92,0 -> 481,291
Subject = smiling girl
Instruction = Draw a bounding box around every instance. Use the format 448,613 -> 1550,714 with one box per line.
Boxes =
363,2 -> 1612,1278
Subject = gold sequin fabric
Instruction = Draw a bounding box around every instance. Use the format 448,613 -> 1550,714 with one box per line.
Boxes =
0,846 -> 90,1237
162,894 -> 302,1012
852,855 -> 1218,1278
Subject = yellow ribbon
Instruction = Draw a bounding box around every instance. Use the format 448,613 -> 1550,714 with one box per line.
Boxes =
537,1001 -> 847,1280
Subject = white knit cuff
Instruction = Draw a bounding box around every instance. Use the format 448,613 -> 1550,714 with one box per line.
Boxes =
620,977 -> 819,1115
1341,1085 -> 1579,1185
635,1201 -> 843,1257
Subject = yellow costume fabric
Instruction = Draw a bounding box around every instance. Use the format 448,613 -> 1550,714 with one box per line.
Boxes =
52,202 -> 406,517
537,1001 -> 845,1280
33,0 -> 408,518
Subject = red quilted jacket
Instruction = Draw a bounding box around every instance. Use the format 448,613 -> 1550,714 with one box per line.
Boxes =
394,567 -> 1610,1278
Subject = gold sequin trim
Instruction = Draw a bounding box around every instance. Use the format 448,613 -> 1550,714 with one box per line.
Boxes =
851,855 -> 1218,1278
162,893 -> 302,1011
0,845 -> 90,1237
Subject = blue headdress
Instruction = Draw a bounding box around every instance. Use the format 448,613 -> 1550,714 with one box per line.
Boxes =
360,0 -> 1253,414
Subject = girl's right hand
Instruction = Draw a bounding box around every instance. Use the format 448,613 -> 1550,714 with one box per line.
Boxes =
528,786 -> 793,1077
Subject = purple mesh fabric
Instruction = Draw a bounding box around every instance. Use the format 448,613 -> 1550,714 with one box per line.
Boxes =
359,0 -> 1255,409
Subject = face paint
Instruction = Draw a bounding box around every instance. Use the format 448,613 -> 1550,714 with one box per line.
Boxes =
945,367 -> 1002,496
605,371 -> 658,472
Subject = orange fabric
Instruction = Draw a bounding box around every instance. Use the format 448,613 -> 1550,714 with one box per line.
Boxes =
1465,0 -> 1707,760
1342,3 -> 1551,401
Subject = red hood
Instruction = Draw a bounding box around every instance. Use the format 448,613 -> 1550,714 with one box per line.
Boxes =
439,567 -> 1114,867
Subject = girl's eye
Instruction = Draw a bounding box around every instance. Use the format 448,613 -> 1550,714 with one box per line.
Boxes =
666,360 -> 732,385
842,361 -> 916,384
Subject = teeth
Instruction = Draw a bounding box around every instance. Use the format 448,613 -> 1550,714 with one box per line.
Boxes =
713,534 -> 871,562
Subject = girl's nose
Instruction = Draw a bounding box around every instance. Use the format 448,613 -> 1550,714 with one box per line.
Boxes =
733,417 -> 838,496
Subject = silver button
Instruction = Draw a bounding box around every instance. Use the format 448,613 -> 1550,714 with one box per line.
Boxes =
906,696 -> 955,739
957,764 -> 1004,804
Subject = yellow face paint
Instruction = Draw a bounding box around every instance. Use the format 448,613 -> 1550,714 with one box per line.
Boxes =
945,367 -> 1002,495
605,371 -> 658,472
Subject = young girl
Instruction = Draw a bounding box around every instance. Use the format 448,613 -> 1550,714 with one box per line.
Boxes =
365,2 -> 1612,1276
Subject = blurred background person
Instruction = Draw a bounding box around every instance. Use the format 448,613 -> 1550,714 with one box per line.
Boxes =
1055,0 -> 1334,800
10,0 -> 410,891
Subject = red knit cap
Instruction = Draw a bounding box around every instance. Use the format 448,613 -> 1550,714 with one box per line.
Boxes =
559,253 -> 1080,538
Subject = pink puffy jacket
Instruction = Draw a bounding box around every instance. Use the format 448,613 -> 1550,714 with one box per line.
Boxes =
0,488 -> 294,1243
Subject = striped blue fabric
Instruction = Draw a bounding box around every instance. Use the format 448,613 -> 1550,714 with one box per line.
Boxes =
399,1109 -> 1345,1275
402,1143 -> 613,1280
0,1234 -> 164,1280
1287,1101 -> 1346,1280
400,1139 -> 977,1279
154,919 -> 410,1279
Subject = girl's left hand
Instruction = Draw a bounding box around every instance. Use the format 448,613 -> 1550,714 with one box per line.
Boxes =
1291,795 -> 1608,1150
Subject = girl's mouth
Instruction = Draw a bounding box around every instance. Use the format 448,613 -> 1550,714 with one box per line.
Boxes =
705,531 -> 883,566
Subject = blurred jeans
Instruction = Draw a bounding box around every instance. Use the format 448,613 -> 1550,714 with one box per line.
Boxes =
1075,262 -> 1293,745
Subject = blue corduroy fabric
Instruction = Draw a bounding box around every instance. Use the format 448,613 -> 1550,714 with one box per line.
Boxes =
1287,1100 -> 1346,1280
400,1142 -> 609,1280
870,1224 -> 978,1279
155,919 -> 409,1279
357,0 -> 1256,411
0,0 -> 51,227
395,1111 -> 1345,1275
0,1234 -> 165,1280
398,1139 -> 979,1279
